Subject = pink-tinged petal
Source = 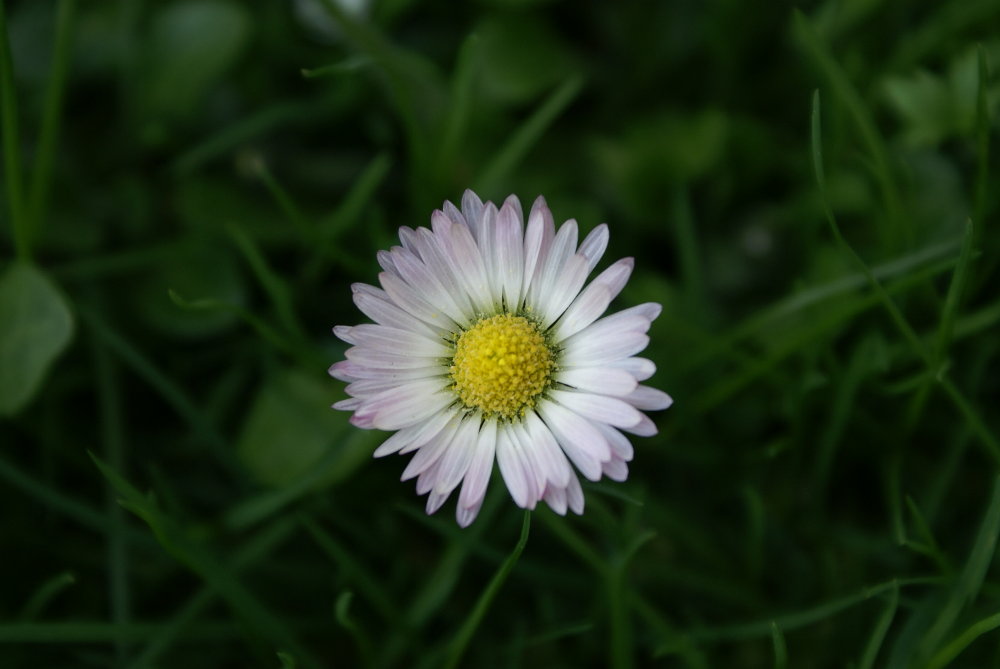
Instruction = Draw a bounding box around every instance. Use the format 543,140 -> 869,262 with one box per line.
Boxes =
332,397 -> 362,411
577,223 -> 609,271
379,272 -> 461,331
538,254 -> 589,328
331,362 -> 445,382
353,289 -> 444,337
522,196 -> 555,299
439,219 -> 494,312
625,385 -> 674,411
412,228 -> 478,316
550,389 -> 643,429
496,200 -> 525,310
398,409 -> 457,455
594,257 -> 634,302
556,367 -> 638,396
566,473 -> 584,514
341,324 -> 450,356
495,426 -> 532,508
458,419 -> 497,510
398,226 -> 420,255
378,408 -> 455,458
345,347 -> 444,369
329,360 -> 363,382
536,400 -> 610,481
401,417 -> 459,481
461,189 -> 484,237
377,249 -> 398,275
550,284 -> 610,342
415,458 -> 442,495
543,483 -> 567,515
502,194 -> 524,222
478,203 -> 501,301
621,414 -> 658,437
333,325 -> 358,345
529,219 -> 579,311
456,498 -> 484,527
609,357 -> 656,381
358,378 -> 453,431
443,200 -> 467,228
524,410 -> 572,488
433,417 -> 482,496
425,490 -> 450,515
390,247 -> 473,326
510,422 -> 547,501
602,456 -> 629,482
592,421 -> 634,462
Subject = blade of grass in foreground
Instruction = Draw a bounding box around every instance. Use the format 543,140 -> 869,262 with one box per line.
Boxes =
915,475 -> 1000,663
474,75 -> 584,195
443,511 -> 531,669
90,454 -> 323,669
0,0 -> 27,258
26,0 -> 75,237
857,580 -> 898,669
810,89 -> 1000,466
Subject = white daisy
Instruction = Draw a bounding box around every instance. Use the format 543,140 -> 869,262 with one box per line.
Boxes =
330,190 -> 672,527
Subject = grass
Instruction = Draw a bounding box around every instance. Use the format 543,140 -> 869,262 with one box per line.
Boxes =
1,1 -> 999,667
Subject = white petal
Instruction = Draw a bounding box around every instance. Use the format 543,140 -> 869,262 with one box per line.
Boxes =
602,456 -> 629,482
561,332 -> 650,367
524,410 -> 572,488
333,397 -> 362,411
461,190 -> 485,238
401,416 -> 460,480
355,378 -> 453,431
537,254 -> 589,328
592,421 -> 634,462
495,425 -> 532,508
478,203 -> 501,302
412,228 -> 478,316
378,408 -> 455,457
340,324 -> 450,356
566,473 -> 584,514
433,417 -> 482,496
621,414 -> 658,437
458,419 -> 497,510
625,385 -> 674,411
353,288 -> 444,337
529,219 -> 578,310
556,367 -> 638,396
522,196 -> 555,299
577,223 -> 609,271
439,219 -> 495,312
609,357 -> 656,381
329,361 -> 445,382
456,498 -> 483,527
543,484 -> 567,515
536,400 -> 610,481
345,347 -> 444,369
495,201 -> 525,310
425,490 -> 449,515
550,389 -> 643,429
509,422 -> 546,501
390,247 -> 472,326
379,272 -> 461,331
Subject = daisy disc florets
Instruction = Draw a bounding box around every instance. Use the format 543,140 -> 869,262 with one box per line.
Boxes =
330,190 -> 672,527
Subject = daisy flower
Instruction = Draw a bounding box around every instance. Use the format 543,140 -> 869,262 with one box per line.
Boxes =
330,190 -> 672,527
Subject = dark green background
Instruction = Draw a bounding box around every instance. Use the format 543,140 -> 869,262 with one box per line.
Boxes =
1,0 -> 999,667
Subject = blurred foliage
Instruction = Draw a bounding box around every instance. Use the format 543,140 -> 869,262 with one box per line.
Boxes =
1,0 -> 999,667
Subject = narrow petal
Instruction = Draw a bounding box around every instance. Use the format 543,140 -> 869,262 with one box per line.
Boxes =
609,357 -> 656,381
341,324 -> 450,356
621,414 -> 658,437
561,332 -> 650,367
390,247 -> 473,326
556,367 -> 638,396
379,272 -> 461,331
353,289 -> 444,337
458,419 -> 497,510
625,385 -> 674,411
401,416 -> 460,481
577,223 -> 609,271
495,201 -> 525,310
602,457 -> 629,482
536,400 -> 610,481
461,189 -> 485,239
433,417 -> 482,496
549,389 -> 643,429
566,473 -> 585,514
456,498 -> 484,527
592,420 -> 634,462
522,196 -> 555,299
550,283 -> 610,342
524,410 -> 572,488
356,378 -> 453,431
495,425 -> 531,508
537,254 -> 589,328
379,408 -> 455,457
543,484 -> 567,515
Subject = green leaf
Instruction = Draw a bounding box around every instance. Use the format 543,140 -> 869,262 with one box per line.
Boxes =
0,262 -> 74,415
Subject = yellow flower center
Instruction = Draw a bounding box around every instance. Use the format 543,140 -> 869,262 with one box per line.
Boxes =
450,314 -> 554,419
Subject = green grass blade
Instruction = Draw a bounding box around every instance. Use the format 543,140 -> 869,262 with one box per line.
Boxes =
770,622 -> 788,669
437,32 -> 482,181
18,571 -> 76,621
443,511 -> 531,669
795,11 -> 903,249
926,611 -> 1000,669
0,0 -> 27,258
917,474 -> 1000,662
0,454 -> 108,531
474,75 -> 584,195
26,0 -> 76,238
858,581 -> 899,669
90,453 -> 323,669
973,45 -> 991,235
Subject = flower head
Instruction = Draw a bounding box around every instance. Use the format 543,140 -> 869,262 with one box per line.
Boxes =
330,190 -> 672,526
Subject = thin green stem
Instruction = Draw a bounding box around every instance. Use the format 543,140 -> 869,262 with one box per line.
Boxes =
443,512 -> 531,669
